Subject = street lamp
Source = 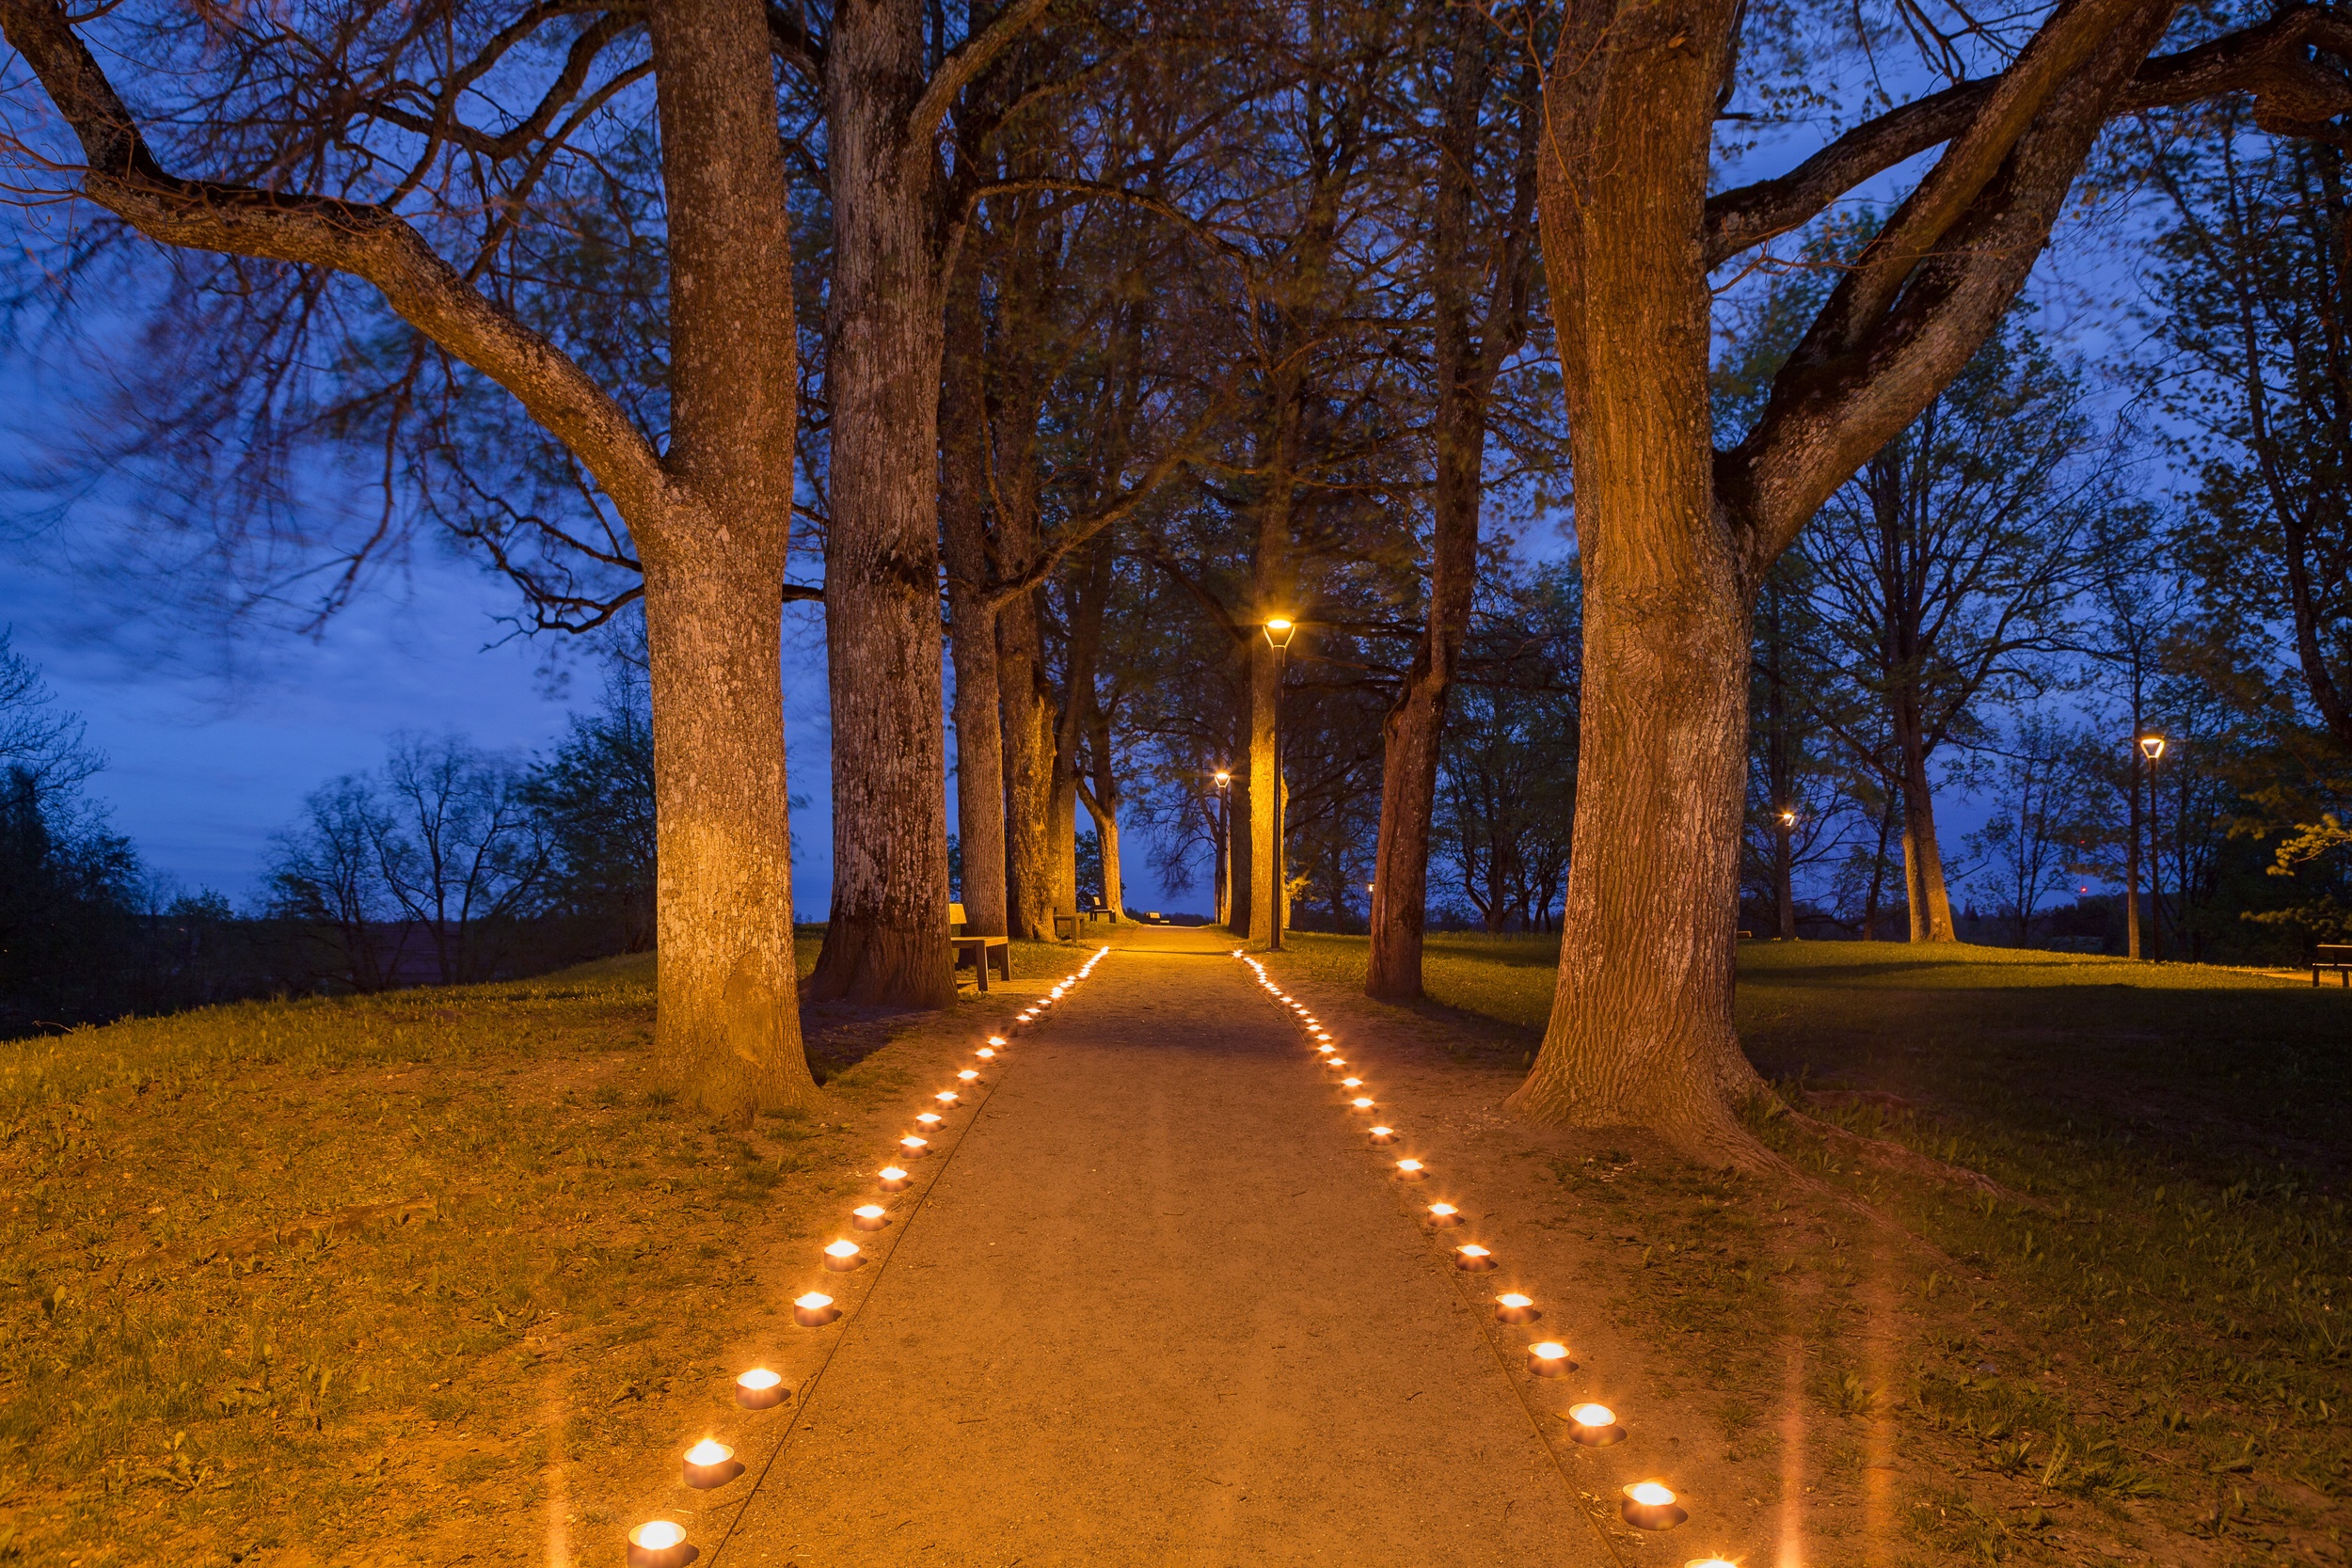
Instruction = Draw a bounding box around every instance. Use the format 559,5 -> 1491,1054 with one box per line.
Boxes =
1263,616 -> 1296,951
2139,733 -> 2167,962
1212,769 -> 1232,927
1773,807 -> 1798,941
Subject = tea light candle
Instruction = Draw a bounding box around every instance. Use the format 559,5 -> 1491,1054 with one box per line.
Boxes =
628,1520 -> 696,1568
958,1069 -> 980,1083
899,1135 -> 930,1156
976,1048 -> 997,1062
851,1204 -> 890,1231
1396,1158 -> 1427,1180
1315,1044 -> 1336,1054
1495,1292 -> 1539,1324
934,1091 -> 960,1105
1427,1202 -> 1462,1227
878,1165 -> 910,1192
793,1291 -> 840,1326
914,1113 -> 944,1133
987,1036 -> 1008,1047
823,1239 -> 865,1272
1454,1243 -> 1493,1269
1324,1058 -> 1347,1069
1527,1341 -> 1573,1377
683,1438 -> 744,1489
1621,1481 -> 1687,1530
1349,1097 -> 1375,1112
1368,1126 -> 1397,1145
1340,1077 -> 1362,1088
1566,1402 -> 1626,1445
735,1368 -> 787,1409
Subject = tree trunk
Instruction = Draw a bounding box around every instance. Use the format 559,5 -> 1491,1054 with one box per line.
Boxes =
941,271 -> 1008,938
1892,699 -> 1957,942
1226,757 -> 1254,937
638,0 -> 818,1118
1775,821 -> 1796,940
807,0 -> 954,1007
1508,0 -> 1767,1160
1000,595 -> 1057,938
1213,787 -> 1231,926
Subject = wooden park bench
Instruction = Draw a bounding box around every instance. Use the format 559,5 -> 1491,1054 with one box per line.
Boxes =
1079,897 -> 1116,926
949,902 -> 1011,991
1051,911 -> 1080,941
2315,943 -> 2352,988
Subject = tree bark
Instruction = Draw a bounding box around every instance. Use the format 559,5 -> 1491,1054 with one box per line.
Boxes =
941,267 -> 1008,937
1226,757 -> 1253,937
806,0 -> 955,1007
1891,697 -> 1958,941
1505,0 -> 1768,1159
1248,638 -> 1281,946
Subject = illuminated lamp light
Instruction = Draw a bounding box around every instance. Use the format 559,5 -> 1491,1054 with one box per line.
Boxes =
1685,1560 -> 1738,1568
987,1036 -> 1008,1047
1324,1058 -> 1348,1069
1527,1341 -> 1574,1377
1396,1158 -> 1428,1181
878,1165 -> 910,1192
823,1240 -> 865,1272
1368,1126 -> 1397,1145
898,1135 -> 930,1156
792,1291 -> 840,1326
735,1368 -> 787,1409
1454,1243 -> 1494,1270
958,1069 -> 980,1083
1622,1482 -> 1688,1530
975,1048 -> 998,1063
1427,1202 -> 1462,1227
683,1438 -> 744,1489
851,1204 -> 890,1232
1495,1292 -> 1539,1325
1315,1044 -> 1336,1054
628,1520 -> 697,1568
934,1091 -> 960,1106
915,1113 -> 945,1132
1341,1077 -> 1363,1089
1349,1097 -> 1375,1113
1566,1402 -> 1626,1445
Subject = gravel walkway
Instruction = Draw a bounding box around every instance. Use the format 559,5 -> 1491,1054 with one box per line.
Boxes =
720,925 -> 1613,1567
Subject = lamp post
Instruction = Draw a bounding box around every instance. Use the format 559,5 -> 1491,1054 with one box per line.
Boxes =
1263,616 -> 1296,951
1775,808 -> 1798,941
2139,732 -> 2167,962
1213,769 -> 1232,927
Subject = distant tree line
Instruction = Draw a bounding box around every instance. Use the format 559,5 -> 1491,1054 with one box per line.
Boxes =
0,634 -> 658,1039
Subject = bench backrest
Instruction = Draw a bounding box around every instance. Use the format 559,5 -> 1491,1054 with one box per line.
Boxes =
2318,943 -> 2352,960
949,901 -> 967,934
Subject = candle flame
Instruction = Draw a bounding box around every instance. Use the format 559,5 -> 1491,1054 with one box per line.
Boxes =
958,1069 -> 979,1081
1570,1402 -> 1615,1427
915,1114 -> 943,1127
1430,1203 -> 1457,1217
935,1091 -> 958,1103
794,1292 -> 833,1310
880,1166 -> 908,1181
631,1522 -> 687,1550
1351,1098 -> 1374,1110
1498,1293 -> 1533,1309
853,1205 -> 885,1219
987,1037 -> 1007,1046
738,1368 -> 781,1390
686,1439 -> 732,1465
1531,1341 -> 1568,1361
1628,1481 -> 1676,1507
1342,1077 -> 1362,1088
1371,1126 -> 1394,1136
1399,1160 -> 1426,1174
977,1049 -> 996,1060
824,1240 -> 860,1259
1456,1243 -> 1486,1258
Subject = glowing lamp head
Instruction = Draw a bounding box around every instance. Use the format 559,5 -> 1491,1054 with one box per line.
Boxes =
2139,732 -> 2167,759
824,1240 -> 860,1259
1570,1402 -> 1616,1428
1628,1482 -> 1677,1508
631,1522 -> 687,1550
1216,771 -> 1232,786
1263,615 -> 1296,648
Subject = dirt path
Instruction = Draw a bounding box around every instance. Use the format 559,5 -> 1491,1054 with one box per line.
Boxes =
719,926 -> 1619,1567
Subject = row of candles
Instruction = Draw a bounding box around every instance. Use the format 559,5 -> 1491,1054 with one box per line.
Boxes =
1233,951 -> 1734,1565
625,950 -> 1115,1566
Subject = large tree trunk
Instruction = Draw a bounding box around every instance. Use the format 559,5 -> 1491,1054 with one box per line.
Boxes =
1891,698 -> 1957,942
643,0 -> 818,1117
941,272 -> 1008,938
1000,595 -> 1057,938
1507,0 -> 1767,1159
1226,758 -> 1253,937
807,0 -> 954,1007
1248,640 -> 1281,946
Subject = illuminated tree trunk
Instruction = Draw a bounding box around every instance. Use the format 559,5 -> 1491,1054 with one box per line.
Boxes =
805,0 -> 954,1006
941,273 -> 1008,937
1892,699 -> 1957,942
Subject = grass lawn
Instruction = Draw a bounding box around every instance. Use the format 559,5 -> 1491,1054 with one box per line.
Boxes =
0,935 -> 1079,1567
1276,931 -> 2351,1562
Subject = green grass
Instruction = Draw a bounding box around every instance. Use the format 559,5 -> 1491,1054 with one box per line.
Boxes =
1272,932 -> 2352,1560
0,932 -> 1078,1567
